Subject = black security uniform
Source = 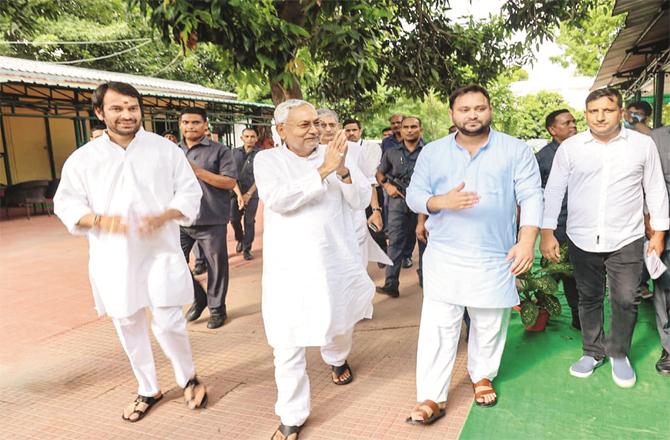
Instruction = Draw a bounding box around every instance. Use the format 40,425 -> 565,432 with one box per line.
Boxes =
179,137 -> 237,317
378,142 -> 426,292
230,146 -> 261,253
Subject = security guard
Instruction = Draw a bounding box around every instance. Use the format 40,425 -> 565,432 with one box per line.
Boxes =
231,127 -> 261,260
178,107 -> 238,329
376,116 -> 425,297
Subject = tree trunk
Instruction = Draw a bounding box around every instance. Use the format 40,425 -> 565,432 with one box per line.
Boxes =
270,74 -> 304,105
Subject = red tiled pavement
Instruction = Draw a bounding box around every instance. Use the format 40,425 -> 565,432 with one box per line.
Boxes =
0,213 -> 473,439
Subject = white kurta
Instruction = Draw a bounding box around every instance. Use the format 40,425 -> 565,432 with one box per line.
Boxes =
346,141 -> 391,267
54,128 -> 202,318
254,144 -> 375,348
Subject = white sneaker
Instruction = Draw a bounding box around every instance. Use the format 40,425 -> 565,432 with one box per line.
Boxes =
611,357 -> 636,388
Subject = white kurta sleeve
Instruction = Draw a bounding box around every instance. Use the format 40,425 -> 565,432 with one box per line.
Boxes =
542,144 -> 570,230
167,147 -> 203,226
254,151 -> 327,214
337,159 -> 371,211
514,144 -> 543,228
54,156 -> 93,235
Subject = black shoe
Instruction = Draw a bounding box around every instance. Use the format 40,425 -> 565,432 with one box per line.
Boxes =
402,257 -> 413,268
193,262 -> 207,275
571,314 -> 581,331
243,249 -> 253,260
185,303 -> 206,322
376,285 -> 399,298
207,309 -> 227,329
236,241 -> 243,253
656,349 -> 670,375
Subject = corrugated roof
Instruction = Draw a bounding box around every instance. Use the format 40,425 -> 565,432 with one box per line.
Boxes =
0,55 -> 267,106
591,0 -> 669,91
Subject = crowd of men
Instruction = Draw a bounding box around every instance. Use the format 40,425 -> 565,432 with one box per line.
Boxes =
53,80 -> 670,439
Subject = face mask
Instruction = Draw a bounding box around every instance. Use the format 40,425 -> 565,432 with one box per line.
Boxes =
623,120 -> 635,129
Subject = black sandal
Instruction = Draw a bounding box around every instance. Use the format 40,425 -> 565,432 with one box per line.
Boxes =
271,423 -> 301,440
184,376 -> 208,409
331,361 -> 354,385
121,393 -> 163,422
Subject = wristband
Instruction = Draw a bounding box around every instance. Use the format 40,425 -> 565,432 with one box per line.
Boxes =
372,207 -> 382,212
93,215 -> 101,229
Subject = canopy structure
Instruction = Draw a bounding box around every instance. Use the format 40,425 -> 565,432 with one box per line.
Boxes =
591,0 -> 669,127
0,56 -> 274,185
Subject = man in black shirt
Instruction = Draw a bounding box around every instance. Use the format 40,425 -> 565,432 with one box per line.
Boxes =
231,128 -> 261,260
535,108 -> 580,329
376,116 -> 426,297
178,107 -> 238,329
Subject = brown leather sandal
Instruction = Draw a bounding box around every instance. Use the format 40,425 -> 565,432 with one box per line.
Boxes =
405,399 -> 446,425
331,361 -> 354,385
184,376 -> 208,409
121,393 -> 163,422
473,378 -> 497,407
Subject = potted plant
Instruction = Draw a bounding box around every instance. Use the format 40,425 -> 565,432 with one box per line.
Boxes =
516,243 -> 573,331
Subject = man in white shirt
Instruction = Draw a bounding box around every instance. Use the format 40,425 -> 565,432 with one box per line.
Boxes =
54,82 -> 208,422
317,109 -> 390,268
343,117 -> 387,258
541,87 -> 669,388
255,100 -> 374,440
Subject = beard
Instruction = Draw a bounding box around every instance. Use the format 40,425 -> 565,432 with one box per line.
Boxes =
108,119 -> 141,136
455,118 -> 491,137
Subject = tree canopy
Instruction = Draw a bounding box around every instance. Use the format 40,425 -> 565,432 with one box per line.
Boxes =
550,0 -> 624,76
133,0 -> 602,108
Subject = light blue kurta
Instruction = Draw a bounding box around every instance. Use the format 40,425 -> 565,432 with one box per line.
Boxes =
406,130 -> 543,308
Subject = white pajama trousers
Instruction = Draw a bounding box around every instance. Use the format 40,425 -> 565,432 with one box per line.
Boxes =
416,297 -> 511,403
272,328 -> 354,427
112,306 -> 196,397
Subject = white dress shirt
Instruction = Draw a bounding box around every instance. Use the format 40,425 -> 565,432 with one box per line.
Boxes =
542,127 -> 669,253
54,128 -> 203,318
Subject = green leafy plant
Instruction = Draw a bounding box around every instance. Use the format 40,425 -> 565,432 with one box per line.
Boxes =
516,243 -> 572,328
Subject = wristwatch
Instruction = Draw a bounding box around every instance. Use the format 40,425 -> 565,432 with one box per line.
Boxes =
337,170 -> 351,181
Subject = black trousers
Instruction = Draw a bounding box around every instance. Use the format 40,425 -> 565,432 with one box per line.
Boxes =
230,197 -> 259,252
180,224 -> 229,311
568,237 -> 644,358
552,273 -> 579,318
384,207 -> 425,289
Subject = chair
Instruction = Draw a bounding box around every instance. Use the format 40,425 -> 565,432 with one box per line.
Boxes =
4,180 -> 50,219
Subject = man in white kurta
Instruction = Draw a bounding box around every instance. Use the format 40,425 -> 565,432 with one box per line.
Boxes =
317,109 -> 390,268
255,100 -> 374,440
405,85 -> 543,424
54,82 -> 207,422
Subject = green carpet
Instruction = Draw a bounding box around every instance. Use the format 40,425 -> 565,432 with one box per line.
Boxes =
460,280 -> 670,439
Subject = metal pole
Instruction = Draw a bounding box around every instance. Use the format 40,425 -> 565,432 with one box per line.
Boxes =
43,115 -> 57,180
0,115 -> 12,185
653,70 -> 666,129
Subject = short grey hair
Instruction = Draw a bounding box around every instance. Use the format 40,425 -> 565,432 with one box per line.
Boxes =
274,99 -> 315,124
316,108 -> 339,123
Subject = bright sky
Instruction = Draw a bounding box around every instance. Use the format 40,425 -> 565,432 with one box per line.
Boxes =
445,0 -> 580,83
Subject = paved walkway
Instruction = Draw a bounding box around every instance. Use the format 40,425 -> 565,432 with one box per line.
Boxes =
0,215 -> 473,439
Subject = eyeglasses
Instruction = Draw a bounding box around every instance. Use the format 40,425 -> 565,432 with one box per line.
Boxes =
285,121 -> 322,131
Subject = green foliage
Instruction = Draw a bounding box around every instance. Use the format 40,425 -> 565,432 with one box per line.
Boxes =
0,0 -> 244,96
131,0 -> 600,107
550,0 -> 625,76
517,243 -> 572,327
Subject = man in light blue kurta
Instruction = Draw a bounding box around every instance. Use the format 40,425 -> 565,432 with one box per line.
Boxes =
404,85 -> 543,424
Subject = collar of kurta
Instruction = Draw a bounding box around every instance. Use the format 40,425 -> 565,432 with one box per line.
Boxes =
585,125 -> 628,144
100,126 -> 146,150
282,142 -> 320,160
452,128 -> 494,156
